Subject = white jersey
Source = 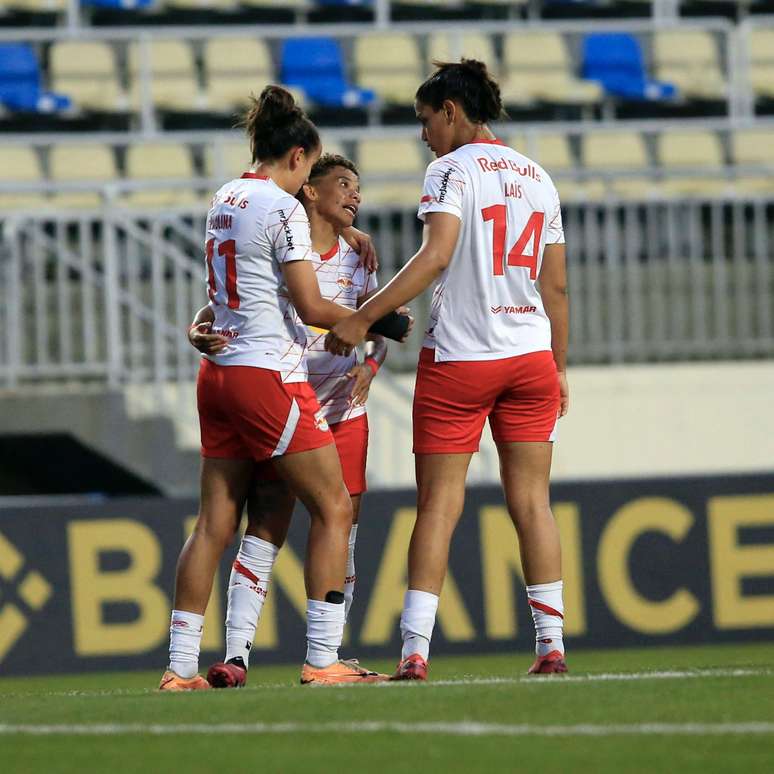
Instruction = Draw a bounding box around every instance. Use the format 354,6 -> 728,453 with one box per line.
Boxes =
305,236 -> 377,424
202,173 -> 313,382
417,139 -> 565,362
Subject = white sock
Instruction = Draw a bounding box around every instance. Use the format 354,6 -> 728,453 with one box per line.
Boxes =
224,535 -> 279,668
305,599 -> 346,668
344,524 -> 358,622
169,609 -> 205,679
526,580 -> 565,657
400,589 -> 439,661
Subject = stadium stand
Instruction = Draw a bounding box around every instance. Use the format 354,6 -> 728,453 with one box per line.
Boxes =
49,41 -> 125,113
499,31 -> 603,108
123,142 -> 200,206
426,31 -> 498,71
729,127 -> 774,193
353,33 -> 422,107
203,37 -> 275,113
355,137 -> 425,204
281,36 -> 375,107
0,146 -> 46,209
49,144 -> 117,208
749,27 -> 774,102
656,129 -> 728,195
653,29 -> 728,102
581,33 -> 676,102
0,42 -> 69,113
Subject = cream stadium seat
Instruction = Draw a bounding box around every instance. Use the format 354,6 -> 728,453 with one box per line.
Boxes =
657,130 -> 727,196
165,0 -> 237,8
204,38 -> 274,112
240,0 -> 309,6
356,138 -> 425,206
50,41 -> 124,113
749,29 -> 774,100
500,32 -> 602,106
582,131 -> 656,199
6,0 -> 66,9
123,143 -> 198,208
354,34 -> 423,106
49,145 -> 117,208
0,147 -> 47,209
729,128 -> 774,195
426,33 -> 497,72
654,30 -> 727,100
128,40 -> 203,112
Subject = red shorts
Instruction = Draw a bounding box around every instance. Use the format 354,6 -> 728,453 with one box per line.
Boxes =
254,413 -> 369,496
198,359 -> 334,461
413,347 -> 560,454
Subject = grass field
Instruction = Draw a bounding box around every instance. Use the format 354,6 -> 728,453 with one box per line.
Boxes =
1,642 -> 773,774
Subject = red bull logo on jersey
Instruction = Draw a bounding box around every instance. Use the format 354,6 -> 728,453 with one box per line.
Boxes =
477,157 -> 542,182
336,277 -> 354,290
490,305 -> 537,315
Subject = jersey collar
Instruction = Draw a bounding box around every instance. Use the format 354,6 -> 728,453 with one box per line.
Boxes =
319,242 -> 339,261
240,172 -> 270,180
467,138 -> 506,146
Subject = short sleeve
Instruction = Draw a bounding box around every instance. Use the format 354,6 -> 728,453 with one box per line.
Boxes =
363,269 -> 378,296
545,185 -> 565,245
417,159 -> 465,223
266,196 -> 314,264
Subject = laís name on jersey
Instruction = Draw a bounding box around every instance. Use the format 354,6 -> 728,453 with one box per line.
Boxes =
504,181 -> 524,199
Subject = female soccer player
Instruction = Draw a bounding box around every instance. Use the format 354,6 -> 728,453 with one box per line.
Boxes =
325,60 -> 570,678
188,154 -> 402,688
160,87 -> 398,690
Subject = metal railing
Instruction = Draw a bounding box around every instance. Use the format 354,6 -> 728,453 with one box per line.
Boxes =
2,195 -> 773,394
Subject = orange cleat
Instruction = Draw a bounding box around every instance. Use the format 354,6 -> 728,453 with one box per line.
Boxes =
390,653 -> 428,681
300,659 -> 388,685
158,670 -> 211,691
527,650 -> 568,675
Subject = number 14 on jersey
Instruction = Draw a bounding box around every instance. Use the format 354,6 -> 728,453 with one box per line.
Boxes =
481,206 -> 544,280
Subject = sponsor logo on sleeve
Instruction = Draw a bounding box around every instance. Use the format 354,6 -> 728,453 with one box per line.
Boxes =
278,209 -> 294,251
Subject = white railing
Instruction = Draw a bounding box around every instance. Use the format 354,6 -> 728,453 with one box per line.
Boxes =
2,195 -> 773,394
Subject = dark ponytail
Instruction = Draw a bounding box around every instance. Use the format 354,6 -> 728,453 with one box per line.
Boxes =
416,58 -> 506,124
241,85 -> 320,163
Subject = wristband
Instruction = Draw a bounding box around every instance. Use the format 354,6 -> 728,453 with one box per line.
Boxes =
368,310 -> 410,341
364,357 -> 380,377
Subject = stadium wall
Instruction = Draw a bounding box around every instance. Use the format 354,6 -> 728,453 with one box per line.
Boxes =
1,473 -> 773,676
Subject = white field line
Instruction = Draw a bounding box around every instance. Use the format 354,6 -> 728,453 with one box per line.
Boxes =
0,667 -> 769,701
0,721 -> 773,737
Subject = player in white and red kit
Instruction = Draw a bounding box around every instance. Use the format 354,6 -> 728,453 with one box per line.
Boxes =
325,60 -> 570,678
189,155 -> 395,688
159,87 -> 399,690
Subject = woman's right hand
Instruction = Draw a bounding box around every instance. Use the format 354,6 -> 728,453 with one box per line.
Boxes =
188,322 -> 229,355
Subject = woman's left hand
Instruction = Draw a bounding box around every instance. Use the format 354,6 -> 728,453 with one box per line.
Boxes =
346,363 -> 375,406
342,227 -> 378,272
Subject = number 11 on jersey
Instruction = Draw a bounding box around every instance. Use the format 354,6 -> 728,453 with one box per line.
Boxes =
481,206 -> 544,280
206,238 -> 239,309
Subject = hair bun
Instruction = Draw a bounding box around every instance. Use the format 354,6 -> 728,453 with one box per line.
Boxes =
256,85 -> 300,125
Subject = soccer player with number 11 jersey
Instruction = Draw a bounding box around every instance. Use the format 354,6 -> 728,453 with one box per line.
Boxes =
326,59 -> 570,678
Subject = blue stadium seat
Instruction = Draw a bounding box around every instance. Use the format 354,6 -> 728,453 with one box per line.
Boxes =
0,43 -> 70,113
81,0 -> 154,8
582,33 -> 676,101
281,37 -> 375,108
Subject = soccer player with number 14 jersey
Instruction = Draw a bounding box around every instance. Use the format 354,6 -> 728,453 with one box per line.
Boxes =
326,59 -> 570,678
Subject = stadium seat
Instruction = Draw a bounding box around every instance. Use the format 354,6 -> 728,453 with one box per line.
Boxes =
0,146 -> 47,210
0,43 -> 70,113
354,33 -> 423,105
49,42 -> 124,113
582,33 -> 676,101
165,0 -> 238,8
123,143 -> 199,208
653,30 -> 727,101
49,144 -> 117,208
281,37 -> 375,107
657,130 -> 728,196
356,138 -> 425,206
5,0 -> 67,10
729,128 -> 774,195
128,40 -> 204,112
500,32 -> 602,106
81,0 -> 154,7
204,38 -> 274,113
749,29 -> 774,100
582,131 -> 656,199
426,32 -> 497,72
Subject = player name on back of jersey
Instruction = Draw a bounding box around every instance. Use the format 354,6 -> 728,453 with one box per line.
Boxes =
208,213 -> 233,231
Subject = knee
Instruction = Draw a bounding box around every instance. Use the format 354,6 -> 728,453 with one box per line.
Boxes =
510,498 -> 553,531
193,515 -> 237,554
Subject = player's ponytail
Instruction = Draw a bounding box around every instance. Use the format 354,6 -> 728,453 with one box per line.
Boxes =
416,58 -> 506,124
242,85 -> 320,163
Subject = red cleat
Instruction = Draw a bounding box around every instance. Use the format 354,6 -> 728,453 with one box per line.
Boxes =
390,653 -> 428,681
527,650 -> 568,675
207,658 -> 247,688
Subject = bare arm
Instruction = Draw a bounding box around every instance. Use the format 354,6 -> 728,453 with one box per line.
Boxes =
187,303 -> 229,355
539,242 -> 569,416
325,212 -> 460,355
